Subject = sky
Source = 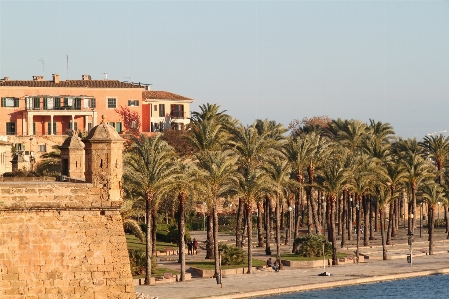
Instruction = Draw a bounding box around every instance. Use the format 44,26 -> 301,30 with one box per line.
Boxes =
0,0 -> 448,139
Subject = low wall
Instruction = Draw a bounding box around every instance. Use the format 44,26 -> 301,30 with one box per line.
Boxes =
0,181 -> 135,298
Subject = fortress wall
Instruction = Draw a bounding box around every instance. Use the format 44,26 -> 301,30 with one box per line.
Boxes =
0,182 -> 135,299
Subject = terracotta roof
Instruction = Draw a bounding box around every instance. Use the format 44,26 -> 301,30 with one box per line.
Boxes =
142,91 -> 194,102
0,80 -> 144,89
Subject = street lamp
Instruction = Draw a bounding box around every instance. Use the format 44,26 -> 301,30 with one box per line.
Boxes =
322,196 -> 326,234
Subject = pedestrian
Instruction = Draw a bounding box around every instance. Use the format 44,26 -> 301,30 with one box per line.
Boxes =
187,239 -> 193,255
193,238 -> 198,255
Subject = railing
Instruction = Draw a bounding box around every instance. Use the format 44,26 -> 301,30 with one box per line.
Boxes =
170,111 -> 185,119
25,106 -> 94,111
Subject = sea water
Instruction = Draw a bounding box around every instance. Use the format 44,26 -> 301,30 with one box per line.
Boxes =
259,274 -> 449,299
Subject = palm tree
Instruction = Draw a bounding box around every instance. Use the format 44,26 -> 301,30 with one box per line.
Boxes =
195,150 -> 239,280
318,149 -> 349,265
237,166 -> 272,274
186,103 -> 231,259
121,199 -> 145,243
397,139 -> 435,235
420,135 -> 449,234
264,157 -> 294,269
170,159 -> 198,282
374,184 -> 393,260
123,134 -> 178,285
421,184 -> 446,254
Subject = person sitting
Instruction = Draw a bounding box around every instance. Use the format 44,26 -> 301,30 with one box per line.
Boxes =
266,258 -> 279,272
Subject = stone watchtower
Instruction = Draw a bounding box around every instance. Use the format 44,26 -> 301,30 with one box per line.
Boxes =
59,133 -> 85,179
83,115 -> 124,203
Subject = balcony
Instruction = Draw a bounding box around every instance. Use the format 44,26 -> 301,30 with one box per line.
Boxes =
170,111 -> 185,119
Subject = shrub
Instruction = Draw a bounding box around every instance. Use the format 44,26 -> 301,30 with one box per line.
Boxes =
218,243 -> 246,265
294,234 -> 332,258
128,249 -> 157,276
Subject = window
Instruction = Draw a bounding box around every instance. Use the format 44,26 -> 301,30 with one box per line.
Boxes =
109,122 -> 115,128
170,104 -> 184,118
154,105 -> 157,111
115,122 -> 122,133
131,121 -> 137,129
6,122 -> 16,135
90,98 -> 96,108
54,97 -> 61,108
33,122 -> 36,135
1,97 -> 19,107
47,122 -> 56,135
44,97 -> 54,110
128,100 -> 139,106
159,104 -> 165,117
73,98 -> 81,110
107,98 -> 117,108
38,144 -> 47,152
33,98 -> 40,109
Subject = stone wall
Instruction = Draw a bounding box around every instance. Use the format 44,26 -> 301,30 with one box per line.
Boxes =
0,181 -> 136,298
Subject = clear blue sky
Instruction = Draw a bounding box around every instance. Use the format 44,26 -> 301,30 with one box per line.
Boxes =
1,0 -> 448,139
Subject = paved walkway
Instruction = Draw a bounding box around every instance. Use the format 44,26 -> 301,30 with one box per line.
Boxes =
135,229 -> 449,299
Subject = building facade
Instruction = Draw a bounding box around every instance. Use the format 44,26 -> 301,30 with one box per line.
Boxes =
0,74 -> 194,168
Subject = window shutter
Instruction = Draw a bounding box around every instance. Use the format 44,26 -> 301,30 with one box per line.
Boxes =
91,98 -> 96,108
1,98 -> 5,107
116,122 -> 122,133
44,98 -> 48,110
128,100 -> 131,106
14,98 -> 19,107
136,100 -> 139,106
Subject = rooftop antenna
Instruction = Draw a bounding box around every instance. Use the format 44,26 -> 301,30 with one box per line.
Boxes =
39,58 -> 44,75
66,54 -> 69,80
102,72 -> 108,80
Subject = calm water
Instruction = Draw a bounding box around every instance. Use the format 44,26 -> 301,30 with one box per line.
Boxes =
259,274 -> 449,299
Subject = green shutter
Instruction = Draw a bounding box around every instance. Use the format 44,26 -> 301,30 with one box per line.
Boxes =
92,98 -> 96,108
14,98 -> 19,107
43,98 -> 47,110
33,123 -> 36,135
1,98 -> 5,107
116,122 -> 122,133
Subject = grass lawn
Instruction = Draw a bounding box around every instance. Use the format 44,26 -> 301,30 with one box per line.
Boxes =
187,259 -> 265,270
280,253 -> 347,261
132,267 -> 180,279
126,234 -> 178,251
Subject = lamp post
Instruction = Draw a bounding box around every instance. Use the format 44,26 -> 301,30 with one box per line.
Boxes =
322,196 -> 326,234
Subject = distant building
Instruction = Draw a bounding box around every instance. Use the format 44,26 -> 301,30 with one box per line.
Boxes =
0,74 -> 194,166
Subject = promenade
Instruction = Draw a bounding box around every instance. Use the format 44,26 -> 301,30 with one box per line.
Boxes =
135,229 -> 449,299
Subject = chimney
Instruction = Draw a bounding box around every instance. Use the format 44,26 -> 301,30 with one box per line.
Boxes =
82,74 -> 91,81
32,76 -> 44,81
52,74 -> 60,83
2,77 -> 9,81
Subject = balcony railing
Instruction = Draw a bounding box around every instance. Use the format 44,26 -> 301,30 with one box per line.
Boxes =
25,106 -> 94,111
170,111 -> 185,119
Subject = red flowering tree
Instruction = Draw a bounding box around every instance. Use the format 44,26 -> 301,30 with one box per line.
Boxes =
115,106 -> 141,135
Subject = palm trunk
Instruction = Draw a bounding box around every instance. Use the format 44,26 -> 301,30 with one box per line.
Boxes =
411,185 -> 417,234
213,204 -> 220,281
429,204 -> 435,255
348,196 -> 353,241
236,198 -> 244,248
380,207 -> 387,260
331,196 -> 338,265
265,195 -> 272,255
246,203 -> 253,274
387,201 -> 393,245
206,213 -> 214,259
144,193 -> 153,285
356,195 -> 361,263
275,195 -> 283,270
307,192 -> 313,234
293,189 -> 301,253
341,190 -> 347,248
363,195 -> 369,246
308,163 -> 322,235
257,201 -> 264,247
178,192 -> 186,281
152,207 -> 158,256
